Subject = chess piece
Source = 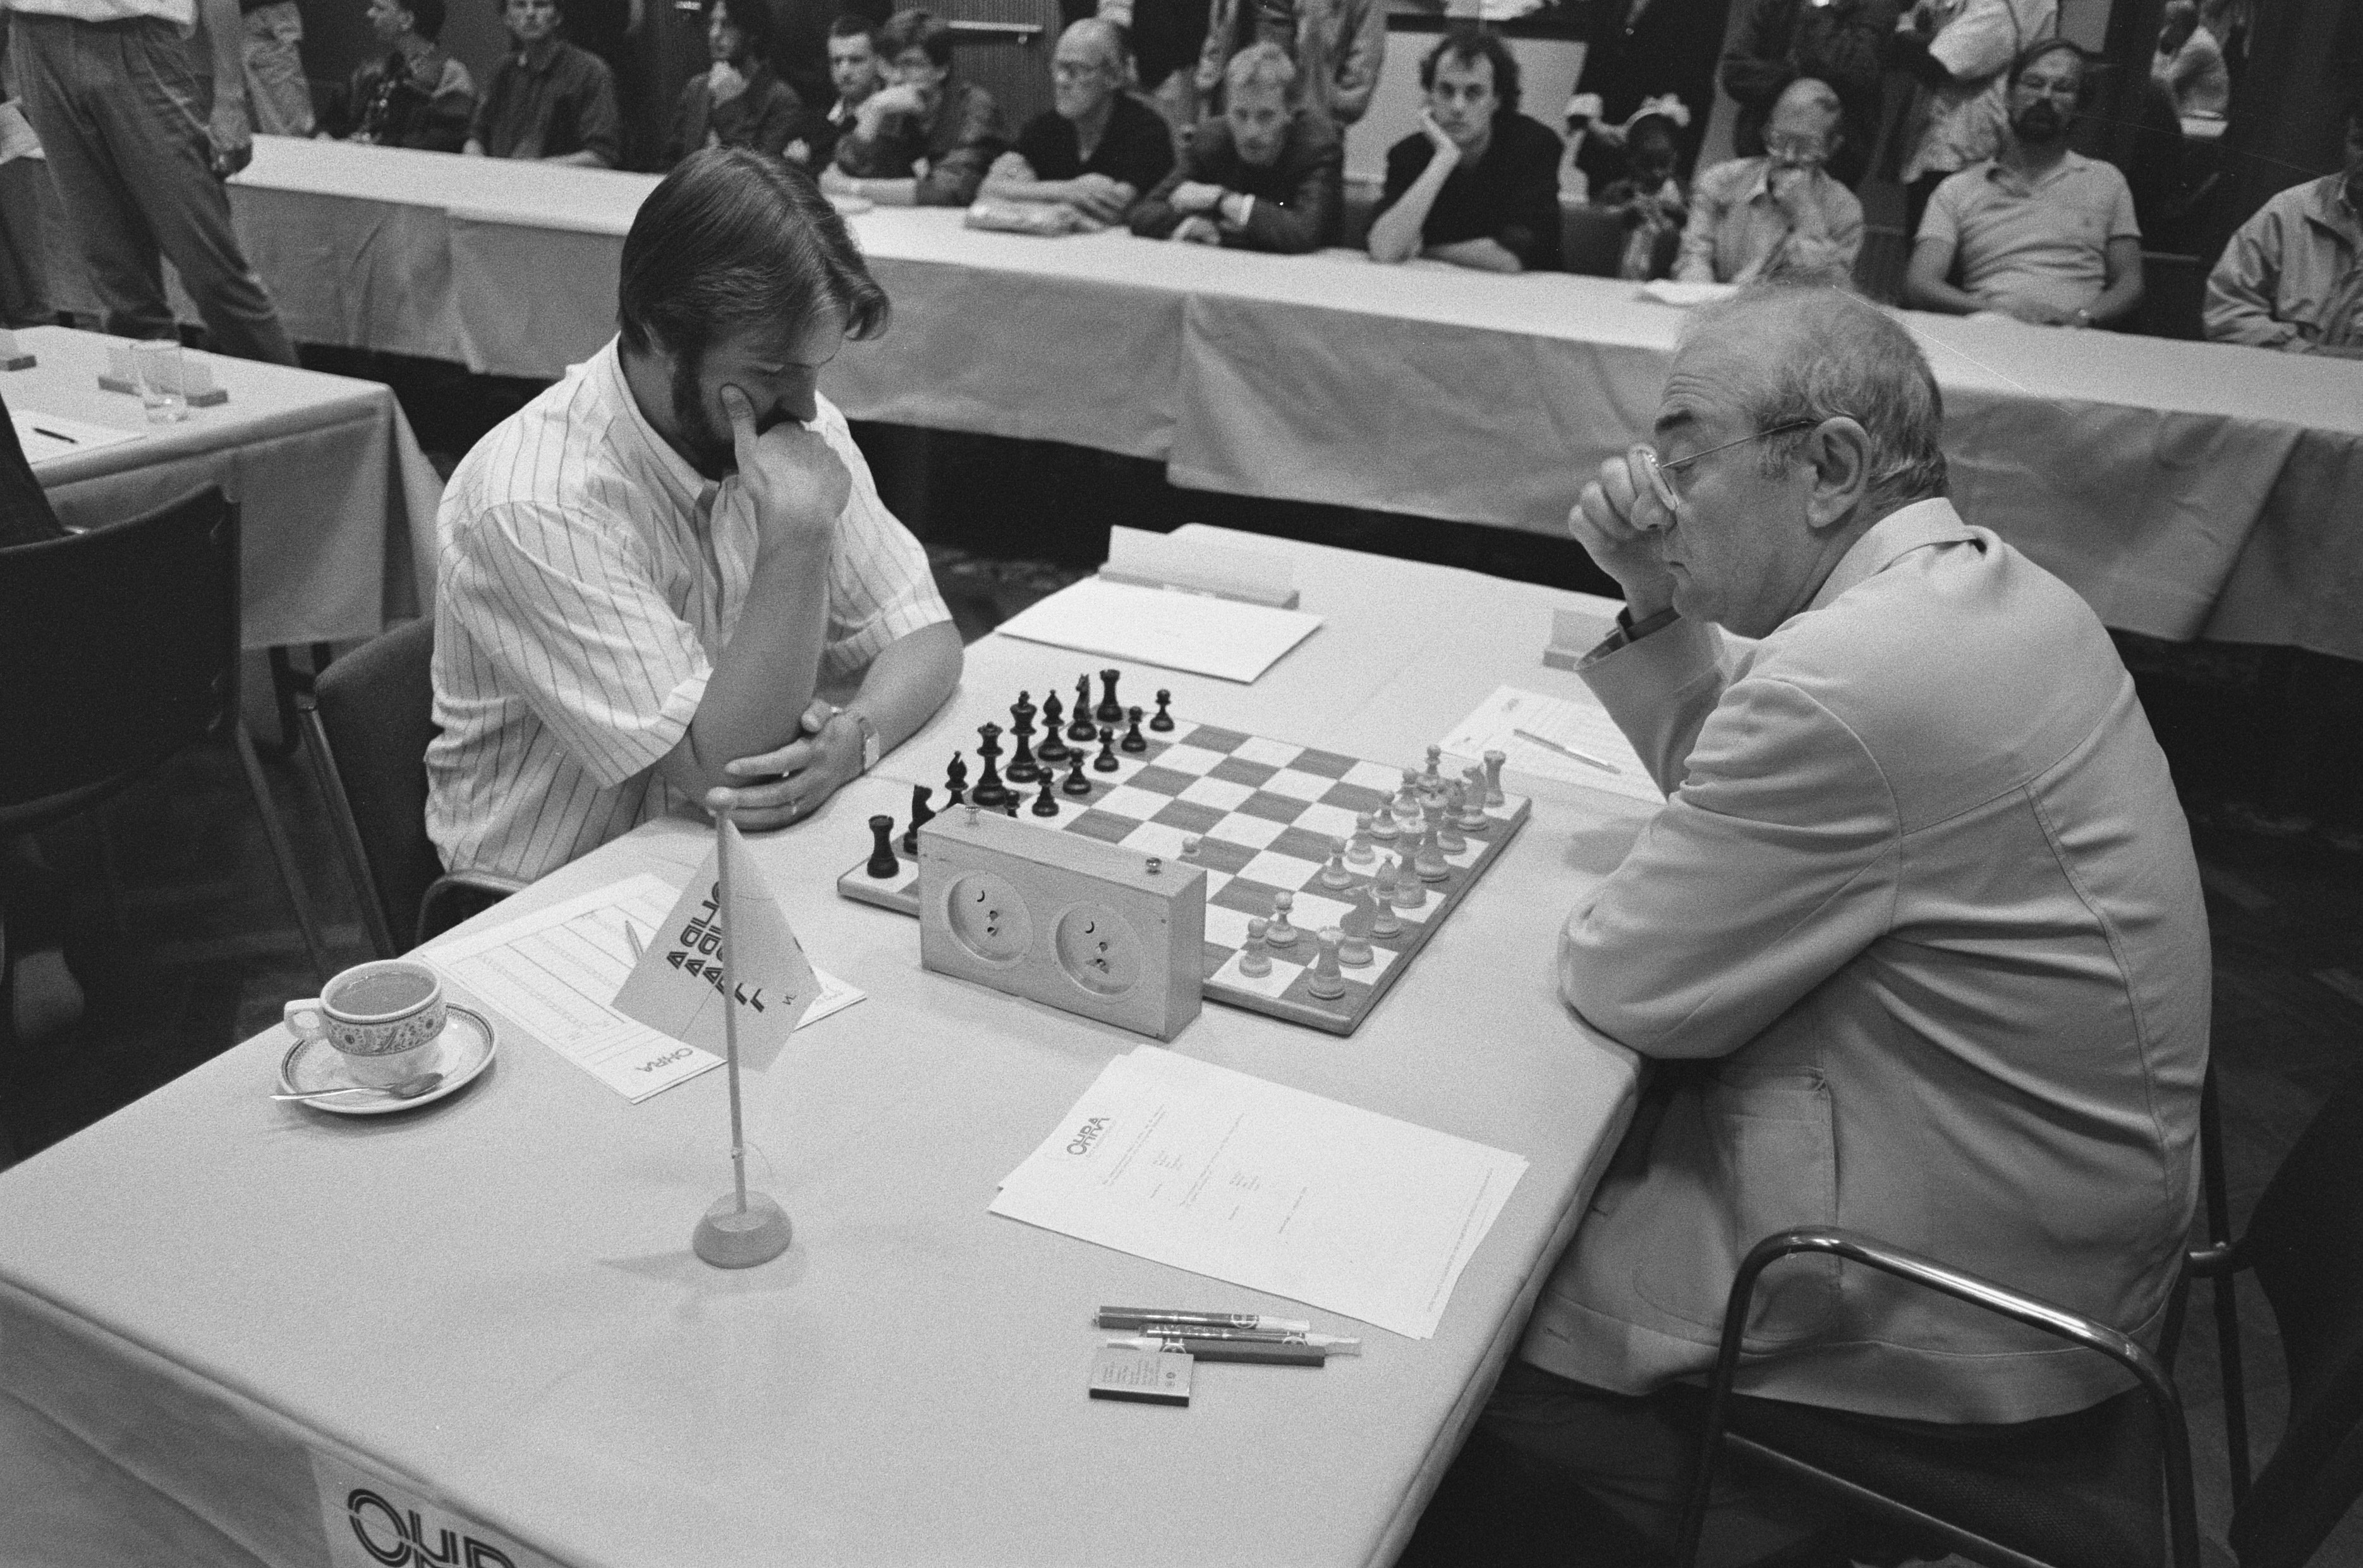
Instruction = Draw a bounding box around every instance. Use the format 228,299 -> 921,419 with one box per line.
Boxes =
1265,890 -> 1299,947
1421,744 -> 1444,793
1038,692 -> 1071,763
1367,800 -> 1399,842
1414,812 -> 1450,881
1395,770 -> 1423,822
1239,918 -> 1273,978
901,786 -> 934,854
1347,812 -> 1377,863
1337,914 -> 1373,968
1062,751 -> 1094,796
1455,767 -> 1490,831
1307,928 -> 1347,1000
1121,706 -> 1148,752
1093,726 -> 1120,772
1150,689 -> 1175,731
1181,835 -> 1203,860
1392,854 -> 1428,908
945,753 -> 968,808
971,724 -> 1012,808
1437,786 -> 1468,854
1368,879 -> 1403,938
1482,749 -> 1507,807
1031,774 -> 1061,817
1096,668 -> 1123,724
1320,839 -> 1353,888
1069,676 -> 1098,741
866,815 -> 899,878
1006,693 -> 1042,784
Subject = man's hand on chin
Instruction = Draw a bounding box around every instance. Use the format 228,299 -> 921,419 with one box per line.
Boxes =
1567,447 -> 1679,621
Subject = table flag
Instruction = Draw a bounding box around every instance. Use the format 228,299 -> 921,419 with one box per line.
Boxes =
613,818 -> 818,1058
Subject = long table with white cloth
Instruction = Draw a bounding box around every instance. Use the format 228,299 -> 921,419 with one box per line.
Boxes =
0,529 -> 1648,1568
30,137 -> 2363,661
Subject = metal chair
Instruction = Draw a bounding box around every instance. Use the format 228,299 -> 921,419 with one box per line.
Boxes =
0,486 -> 331,982
1675,1228 -> 2201,1568
294,617 -> 518,957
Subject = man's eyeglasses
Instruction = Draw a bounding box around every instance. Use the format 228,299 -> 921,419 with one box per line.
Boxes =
1636,419 -> 1828,511
1765,135 -> 1828,162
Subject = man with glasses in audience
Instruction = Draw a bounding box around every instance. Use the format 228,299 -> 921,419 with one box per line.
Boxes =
1129,42 -> 1341,252
980,17 -> 1173,228
825,7 -> 1006,205
1675,76 -> 1861,284
1403,284 -> 2207,1565
1905,39 -> 2143,328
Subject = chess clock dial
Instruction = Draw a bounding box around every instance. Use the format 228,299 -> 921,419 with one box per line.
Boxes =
1053,904 -> 1143,996
943,873 -> 1032,966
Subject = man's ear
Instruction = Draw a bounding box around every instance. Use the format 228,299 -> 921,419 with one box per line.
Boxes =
1805,416 -> 1872,531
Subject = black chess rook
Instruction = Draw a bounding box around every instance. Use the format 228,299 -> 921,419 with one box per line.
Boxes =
1096,669 -> 1122,724
866,815 -> 899,879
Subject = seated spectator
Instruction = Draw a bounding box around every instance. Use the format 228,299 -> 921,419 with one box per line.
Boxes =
1885,0 -> 2062,239
1368,25 -> 1562,274
798,14 -> 884,169
2151,0 -> 2229,119
665,0 -> 805,166
1193,0 -> 1383,131
1905,40 -> 2142,328
981,18 -> 1174,228
1595,110 -> 1687,279
1718,0 -> 1893,189
825,8 -> 1008,206
1675,76 -> 1862,285
1129,42 -> 1342,253
465,0 -> 620,166
2204,102 -> 2363,357
336,0 -> 477,152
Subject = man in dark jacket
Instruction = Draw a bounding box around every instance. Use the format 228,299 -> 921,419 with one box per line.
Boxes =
338,0 -> 477,151
1129,41 -> 1340,252
1369,25 -> 1562,272
665,0 -> 803,164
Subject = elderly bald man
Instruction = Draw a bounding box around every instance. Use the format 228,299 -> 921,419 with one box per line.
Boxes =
981,18 -> 1174,226
1675,77 -> 1862,285
1403,286 -> 2209,1566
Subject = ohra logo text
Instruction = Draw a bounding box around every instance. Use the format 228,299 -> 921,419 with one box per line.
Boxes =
664,885 -> 768,1008
1067,1115 -> 1110,1156
345,1489 -> 516,1567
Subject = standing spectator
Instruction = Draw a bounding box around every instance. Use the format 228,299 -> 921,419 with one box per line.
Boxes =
1368,25 -> 1562,274
8,0 -> 298,362
797,13 -> 884,168
981,19 -> 1173,227
0,90 -> 51,327
1129,41 -> 1339,252
1570,0 -> 1727,185
1596,109 -> 1687,279
2151,0 -> 2228,119
1718,0 -> 1895,188
2203,102 -> 2363,356
1906,40 -> 2142,327
465,0 -> 620,164
665,0 -> 803,164
240,0 -> 316,135
1886,0 -> 2057,237
1191,0 -> 1382,130
1677,76 -> 1863,283
825,8 -> 1006,205
337,0 -> 477,151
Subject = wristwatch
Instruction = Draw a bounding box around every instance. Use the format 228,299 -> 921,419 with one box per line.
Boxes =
846,708 -> 880,774
2072,307 -> 2094,329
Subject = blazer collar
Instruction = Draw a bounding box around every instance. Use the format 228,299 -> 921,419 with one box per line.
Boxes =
1807,497 -> 1979,612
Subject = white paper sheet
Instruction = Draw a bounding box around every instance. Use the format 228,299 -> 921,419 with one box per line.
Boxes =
425,874 -> 862,1102
992,1047 -> 1526,1339
11,411 -> 142,466
991,576 -> 1323,684
1440,684 -> 1663,805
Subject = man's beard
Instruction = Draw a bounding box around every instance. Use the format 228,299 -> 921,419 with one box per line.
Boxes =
2012,102 -> 2065,145
671,355 -> 736,480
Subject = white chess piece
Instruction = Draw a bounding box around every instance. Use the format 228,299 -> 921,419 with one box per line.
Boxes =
1307,928 -> 1347,1000
1239,916 -> 1272,977
1320,839 -> 1354,889
1347,812 -> 1378,863
1266,890 -> 1299,947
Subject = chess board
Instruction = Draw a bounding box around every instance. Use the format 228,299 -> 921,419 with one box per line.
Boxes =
839,720 -> 1530,1035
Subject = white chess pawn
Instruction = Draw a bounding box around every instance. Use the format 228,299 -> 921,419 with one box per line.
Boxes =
1412,812 -> 1450,882
1266,890 -> 1299,947
1347,812 -> 1378,863
1392,853 -> 1428,908
1421,744 -> 1443,792
1239,916 -> 1273,977
1320,838 -> 1354,889
1307,928 -> 1347,1000
1182,834 -> 1203,860
1366,802 -> 1399,842
1368,885 -> 1403,938
1437,786 -> 1469,854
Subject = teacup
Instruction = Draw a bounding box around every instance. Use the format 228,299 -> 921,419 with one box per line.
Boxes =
284,959 -> 447,1088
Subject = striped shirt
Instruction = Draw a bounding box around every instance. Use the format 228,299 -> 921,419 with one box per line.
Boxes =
426,337 -> 951,884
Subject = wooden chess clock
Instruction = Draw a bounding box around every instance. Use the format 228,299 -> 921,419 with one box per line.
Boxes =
916,806 -> 1205,1041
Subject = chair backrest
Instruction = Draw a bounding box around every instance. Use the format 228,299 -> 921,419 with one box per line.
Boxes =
2230,1066 -> 2363,1568
305,617 -> 441,957
0,487 -> 238,811
1562,204 -> 1628,277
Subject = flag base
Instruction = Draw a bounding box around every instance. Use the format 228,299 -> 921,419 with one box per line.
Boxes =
691,1191 -> 794,1268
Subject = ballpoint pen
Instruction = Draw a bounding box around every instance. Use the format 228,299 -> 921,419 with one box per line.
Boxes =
1511,726 -> 1622,775
1107,1325 -> 1361,1354
1097,1307 -> 1313,1334
1104,1335 -> 1327,1366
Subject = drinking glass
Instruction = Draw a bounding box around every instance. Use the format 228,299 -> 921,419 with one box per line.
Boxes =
131,339 -> 188,424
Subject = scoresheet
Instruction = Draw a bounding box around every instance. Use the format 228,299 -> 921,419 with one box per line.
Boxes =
1441,685 -> 1662,805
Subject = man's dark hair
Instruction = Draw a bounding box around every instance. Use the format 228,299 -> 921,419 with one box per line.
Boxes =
408,0 -> 446,40
2012,37 -> 2095,104
1419,24 -> 1519,116
708,0 -> 775,61
828,10 -> 878,46
618,149 -> 890,370
879,8 -> 952,70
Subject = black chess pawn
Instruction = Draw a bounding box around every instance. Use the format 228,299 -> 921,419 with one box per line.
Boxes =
1031,773 -> 1062,817
1121,705 -> 1148,752
1093,724 -> 1121,772
866,815 -> 899,879
1096,667 -> 1123,724
971,722 -> 1013,808
1068,676 -> 1096,741
901,786 -> 934,854
1150,689 -> 1174,731
1062,751 -> 1093,796
944,753 -> 968,808
1038,692 -> 1071,763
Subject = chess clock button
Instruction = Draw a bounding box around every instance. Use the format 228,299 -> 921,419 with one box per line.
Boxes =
942,873 -> 1033,965
1053,904 -> 1144,996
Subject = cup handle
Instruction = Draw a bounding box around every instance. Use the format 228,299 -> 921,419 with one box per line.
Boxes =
284,999 -> 329,1041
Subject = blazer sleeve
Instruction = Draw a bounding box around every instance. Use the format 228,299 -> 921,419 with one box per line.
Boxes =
2202,204 -> 2298,348
1129,142 -> 1196,236
1232,130 -> 1342,252
914,86 -> 1007,205
753,80 -> 805,155
574,61 -> 621,164
420,59 -> 477,151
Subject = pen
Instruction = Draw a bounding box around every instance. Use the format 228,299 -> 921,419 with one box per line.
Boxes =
31,427 -> 76,445
1105,1335 -> 1328,1366
1111,1325 -> 1361,1354
1098,1308 -> 1313,1334
1511,727 -> 1622,775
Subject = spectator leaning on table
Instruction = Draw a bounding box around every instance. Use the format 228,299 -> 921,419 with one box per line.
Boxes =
1404,284 -> 2206,1567
465,0 -> 621,165
1886,0 -> 2057,237
1905,40 -> 2142,329
1191,0 -> 1381,131
238,0 -> 315,135
1368,25 -> 1562,274
664,0 -> 804,166
823,8 -> 1007,206
428,149 -> 963,886
980,18 -> 1173,228
1129,42 -> 1340,252
2151,0 -> 2228,119
6,0 -> 299,363
336,0 -> 477,151
798,13 -> 884,169
2203,101 -> 2363,358
1676,77 -> 1862,285
1718,0 -> 1893,190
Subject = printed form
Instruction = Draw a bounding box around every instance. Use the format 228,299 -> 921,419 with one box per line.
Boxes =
992,578 -> 1322,684
426,874 -> 862,1103
992,1047 -> 1526,1339
1442,684 -> 1663,805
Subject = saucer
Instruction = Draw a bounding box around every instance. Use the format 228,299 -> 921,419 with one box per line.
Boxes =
277,1004 -> 497,1115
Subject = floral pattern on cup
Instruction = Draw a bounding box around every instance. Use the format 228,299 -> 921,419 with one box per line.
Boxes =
284,960 -> 447,1086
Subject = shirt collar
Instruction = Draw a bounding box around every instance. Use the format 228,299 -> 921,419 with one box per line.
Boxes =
2306,174 -> 2363,240
1807,497 -> 1980,612
1986,149 -> 2087,195
513,35 -> 564,72
590,337 -> 718,523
